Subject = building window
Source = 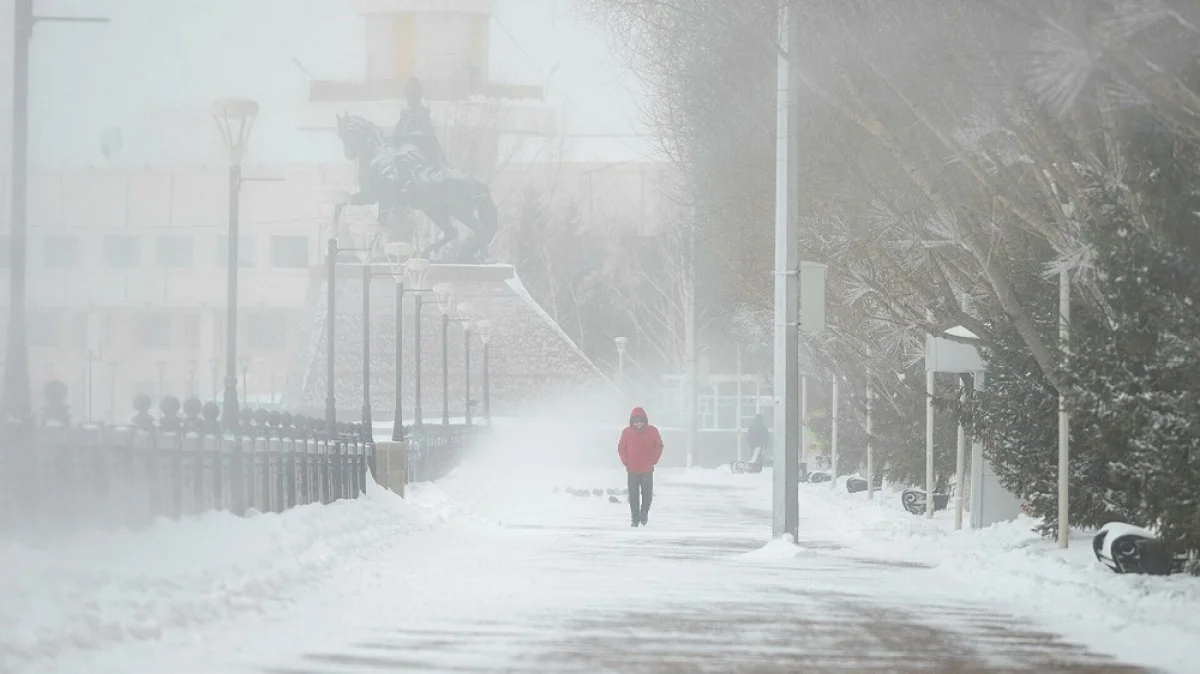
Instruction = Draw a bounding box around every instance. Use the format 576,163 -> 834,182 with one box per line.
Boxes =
44,235 -> 81,268
27,310 -> 60,347
217,235 -> 256,268
135,311 -> 172,348
155,235 -> 194,269
247,311 -> 288,349
104,235 -> 141,268
183,313 -> 201,349
0,235 -> 10,267
270,236 -> 309,269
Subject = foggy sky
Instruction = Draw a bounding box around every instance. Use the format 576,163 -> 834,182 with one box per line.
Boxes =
0,0 -> 656,168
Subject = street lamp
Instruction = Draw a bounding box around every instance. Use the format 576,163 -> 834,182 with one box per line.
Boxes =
239,357 -> 250,405
156,360 -> 167,402
187,359 -> 198,400
85,349 -> 98,422
385,244 -> 408,441
106,361 -> 117,422
457,303 -> 475,425
403,257 -> 432,427
433,283 -> 455,425
320,189 -> 351,433
614,336 -> 628,389
383,242 -> 430,441
476,319 -> 493,426
3,2 -> 107,423
212,97 -> 259,432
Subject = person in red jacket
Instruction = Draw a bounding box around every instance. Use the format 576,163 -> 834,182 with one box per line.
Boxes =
618,407 -> 664,527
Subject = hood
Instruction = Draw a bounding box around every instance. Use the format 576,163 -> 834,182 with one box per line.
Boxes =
629,407 -> 648,425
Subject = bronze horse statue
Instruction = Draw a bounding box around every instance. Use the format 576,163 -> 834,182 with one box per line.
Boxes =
335,113 -> 497,263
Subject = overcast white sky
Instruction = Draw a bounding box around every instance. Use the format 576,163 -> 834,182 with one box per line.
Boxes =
0,0 -> 656,167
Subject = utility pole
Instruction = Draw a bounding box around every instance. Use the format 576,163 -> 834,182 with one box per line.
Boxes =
3,0 -> 33,423
772,0 -> 801,540
686,206 -> 699,469
1058,269 -> 1070,547
3,1 -> 107,422
735,344 -> 744,463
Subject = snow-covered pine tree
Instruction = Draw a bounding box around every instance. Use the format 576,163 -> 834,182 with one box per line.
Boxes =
1065,108 -> 1200,555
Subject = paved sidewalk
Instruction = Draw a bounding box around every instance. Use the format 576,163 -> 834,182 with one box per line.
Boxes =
263,476 -> 1143,673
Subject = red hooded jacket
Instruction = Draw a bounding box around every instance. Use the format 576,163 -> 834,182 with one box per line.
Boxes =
618,407 -> 664,473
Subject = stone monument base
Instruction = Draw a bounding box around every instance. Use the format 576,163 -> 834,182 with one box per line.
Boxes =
373,440 -> 408,497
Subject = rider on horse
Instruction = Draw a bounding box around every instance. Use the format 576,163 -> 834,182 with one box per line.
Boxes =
392,77 -> 447,168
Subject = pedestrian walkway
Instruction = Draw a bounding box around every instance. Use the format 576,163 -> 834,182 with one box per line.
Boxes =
262,475 -> 1143,673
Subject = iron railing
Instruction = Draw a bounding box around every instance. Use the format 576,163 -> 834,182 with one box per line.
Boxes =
0,381 -> 375,534
405,423 -> 483,483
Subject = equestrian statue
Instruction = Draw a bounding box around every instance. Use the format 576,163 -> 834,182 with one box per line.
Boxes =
335,77 -> 497,263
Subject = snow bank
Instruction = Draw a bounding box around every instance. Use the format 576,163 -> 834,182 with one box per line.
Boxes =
740,536 -> 806,561
736,478 -> 1200,673
0,480 -> 446,673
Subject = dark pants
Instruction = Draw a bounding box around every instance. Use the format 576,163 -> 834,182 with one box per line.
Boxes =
628,471 -> 653,523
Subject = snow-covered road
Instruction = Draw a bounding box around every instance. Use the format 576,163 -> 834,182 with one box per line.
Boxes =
7,444 -> 1197,673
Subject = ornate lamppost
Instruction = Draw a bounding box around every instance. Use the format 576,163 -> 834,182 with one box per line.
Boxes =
433,283 -> 455,425
457,303 -> 475,425
319,189 -> 351,433
476,319 -> 493,426
614,336 -> 628,391
212,97 -> 259,431
403,257 -> 432,427
156,360 -> 167,402
382,244 -> 432,440
187,358 -> 198,400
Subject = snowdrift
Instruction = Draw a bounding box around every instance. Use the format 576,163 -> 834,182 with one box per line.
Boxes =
0,480 -> 443,672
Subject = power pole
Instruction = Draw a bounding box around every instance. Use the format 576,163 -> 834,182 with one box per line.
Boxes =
3,0 -> 33,423
772,0 -> 801,540
1058,269 -> 1070,547
3,2 -> 108,423
685,207 -> 699,469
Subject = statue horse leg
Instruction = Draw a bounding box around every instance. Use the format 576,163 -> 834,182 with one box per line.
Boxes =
450,190 -> 498,263
418,207 -> 458,261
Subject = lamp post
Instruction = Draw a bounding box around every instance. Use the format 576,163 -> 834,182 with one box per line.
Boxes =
614,336 -> 628,392
476,319 -> 493,426
361,261 -> 371,438
404,257 -> 432,427
433,283 -> 455,425
382,243 -> 431,440
319,189 -> 351,433
187,359 -> 198,400
3,2 -> 108,422
210,358 -> 219,401
106,361 -> 117,422
457,303 -> 475,424
866,384 -> 875,501
3,0 -> 36,423
239,357 -> 250,406
212,97 -> 259,432
85,349 -> 97,422
156,360 -> 167,402
384,245 -> 407,441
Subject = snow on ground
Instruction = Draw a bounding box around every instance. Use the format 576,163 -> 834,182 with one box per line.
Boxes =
5,413 -> 1198,674
678,468 -> 1200,674
0,481 -> 464,674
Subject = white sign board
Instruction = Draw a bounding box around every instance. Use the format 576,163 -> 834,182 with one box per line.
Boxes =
800,261 -> 827,335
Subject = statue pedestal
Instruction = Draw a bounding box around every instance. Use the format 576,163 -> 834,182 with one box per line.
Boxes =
373,440 -> 408,497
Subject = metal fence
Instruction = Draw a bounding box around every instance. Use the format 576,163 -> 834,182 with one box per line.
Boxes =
0,382 -> 375,534
405,423 -> 484,483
